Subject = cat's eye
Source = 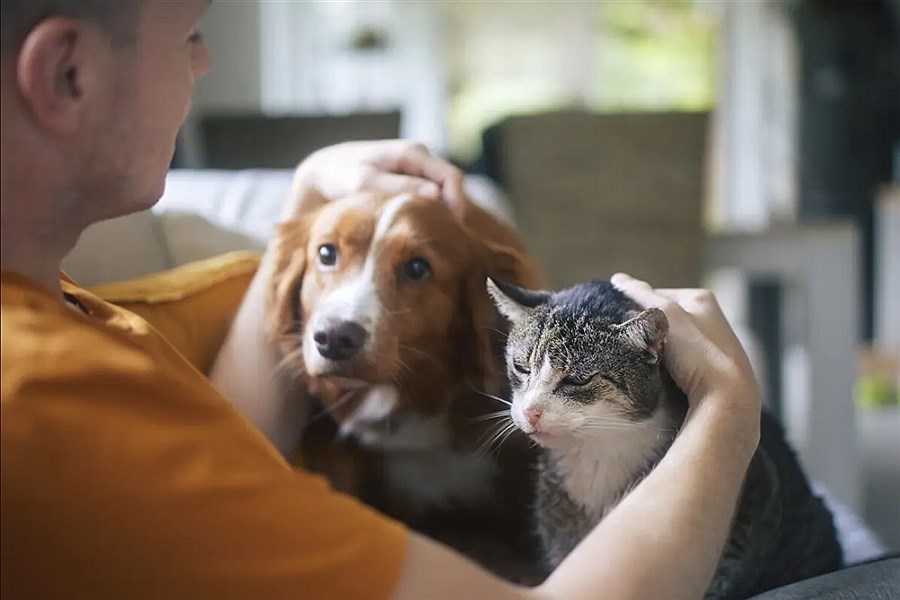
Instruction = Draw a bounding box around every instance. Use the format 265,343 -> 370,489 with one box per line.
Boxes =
513,362 -> 531,376
318,244 -> 338,267
561,373 -> 594,387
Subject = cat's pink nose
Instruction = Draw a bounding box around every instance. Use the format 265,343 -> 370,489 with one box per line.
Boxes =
524,406 -> 543,427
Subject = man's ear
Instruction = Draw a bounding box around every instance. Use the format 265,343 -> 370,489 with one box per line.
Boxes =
611,308 -> 669,364
486,278 -> 551,324
17,17 -> 94,135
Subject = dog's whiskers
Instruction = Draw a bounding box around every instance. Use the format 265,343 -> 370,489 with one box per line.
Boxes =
275,346 -> 305,379
397,344 -> 444,369
305,389 -> 360,428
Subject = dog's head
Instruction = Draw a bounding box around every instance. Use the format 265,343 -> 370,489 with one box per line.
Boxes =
267,187 -> 540,447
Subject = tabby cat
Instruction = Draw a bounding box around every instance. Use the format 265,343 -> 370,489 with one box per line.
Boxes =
487,278 -> 843,598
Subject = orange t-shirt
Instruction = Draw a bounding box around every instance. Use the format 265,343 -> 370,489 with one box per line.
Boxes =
0,271 -> 407,599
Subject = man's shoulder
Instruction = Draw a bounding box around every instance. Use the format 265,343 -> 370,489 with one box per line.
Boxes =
1,273 -> 154,388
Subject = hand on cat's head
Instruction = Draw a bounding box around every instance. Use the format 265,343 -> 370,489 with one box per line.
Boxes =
609,273 -> 761,417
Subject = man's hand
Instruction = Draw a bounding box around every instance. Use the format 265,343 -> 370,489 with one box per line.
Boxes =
611,272 -> 761,452
285,140 -> 465,220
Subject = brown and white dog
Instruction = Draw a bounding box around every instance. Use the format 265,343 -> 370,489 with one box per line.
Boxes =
266,185 -> 543,575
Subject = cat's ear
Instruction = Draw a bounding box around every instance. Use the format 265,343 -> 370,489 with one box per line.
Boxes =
611,308 -> 668,364
486,278 -> 551,323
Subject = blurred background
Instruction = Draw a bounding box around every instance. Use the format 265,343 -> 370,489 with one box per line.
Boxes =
87,0 -> 900,550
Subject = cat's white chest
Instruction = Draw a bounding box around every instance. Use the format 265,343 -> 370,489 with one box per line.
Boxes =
552,412 -> 672,519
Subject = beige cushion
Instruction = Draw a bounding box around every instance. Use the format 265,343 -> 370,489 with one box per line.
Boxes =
61,209 -> 171,287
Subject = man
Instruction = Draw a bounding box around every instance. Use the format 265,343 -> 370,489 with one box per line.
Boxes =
1,2 -> 762,598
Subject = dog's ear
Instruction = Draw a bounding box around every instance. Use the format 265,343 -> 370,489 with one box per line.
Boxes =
457,198 -> 545,395
266,219 -> 310,346
460,262 -> 505,397
456,196 -> 544,289
482,239 -> 543,291
266,187 -> 328,345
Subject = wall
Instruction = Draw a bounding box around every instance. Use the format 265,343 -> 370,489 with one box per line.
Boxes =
192,0 -> 262,112
180,0 -> 263,166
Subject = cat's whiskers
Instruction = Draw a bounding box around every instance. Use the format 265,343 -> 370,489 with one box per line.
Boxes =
474,418 -> 518,459
470,385 -> 512,407
469,410 -> 512,423
575,413 -> 635,426
570,414 -> 643,436
574,416 -> 670,436
496,422 -> 519,449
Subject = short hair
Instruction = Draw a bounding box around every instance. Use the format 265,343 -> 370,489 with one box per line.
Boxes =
0,0 -> 143,54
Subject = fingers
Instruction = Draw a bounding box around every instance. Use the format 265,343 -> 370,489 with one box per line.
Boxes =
612,273 -> 758,401
655,289 -> 719,313
371,144 -> 465,208
654,288 -> 744,359
364,172 -> 441,200
291,140 -> 466,218
610,273 -> 676,313
612,274 -> 718,323
613,274 -> 727,346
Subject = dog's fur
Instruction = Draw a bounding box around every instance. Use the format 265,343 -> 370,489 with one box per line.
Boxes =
265,186 -> 544,579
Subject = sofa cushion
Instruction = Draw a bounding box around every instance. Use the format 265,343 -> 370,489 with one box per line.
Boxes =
61,209 -> 172,287
154,170 -> 292,264
88,251 -> 261,375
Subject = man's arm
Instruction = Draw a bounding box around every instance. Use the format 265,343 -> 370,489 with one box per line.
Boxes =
209,254 -> 301,455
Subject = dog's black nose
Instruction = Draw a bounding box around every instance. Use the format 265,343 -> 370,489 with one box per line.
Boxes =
313,321 -> 367,361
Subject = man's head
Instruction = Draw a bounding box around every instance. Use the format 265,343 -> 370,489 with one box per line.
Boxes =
1,0 -> 211,230
1,1 -> 143,54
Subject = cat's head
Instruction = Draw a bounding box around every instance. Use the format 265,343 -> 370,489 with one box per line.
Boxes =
487,278 -> 669,447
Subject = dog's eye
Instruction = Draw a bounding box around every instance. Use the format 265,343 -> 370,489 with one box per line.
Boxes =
513,362 -> 531,376
318,244 -> 338,267
402,257 -> 431,281
561,373 -> 593,387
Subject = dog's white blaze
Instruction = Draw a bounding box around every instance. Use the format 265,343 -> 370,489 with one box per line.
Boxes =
339,384 -> 399,440
371,193 -> 414,244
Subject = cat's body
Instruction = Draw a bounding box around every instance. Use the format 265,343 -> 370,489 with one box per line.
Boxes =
488,278 -> 843,599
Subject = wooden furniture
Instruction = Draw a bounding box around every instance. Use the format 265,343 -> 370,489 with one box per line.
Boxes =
198,111 -> 401,169
483,110 -> 709,289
